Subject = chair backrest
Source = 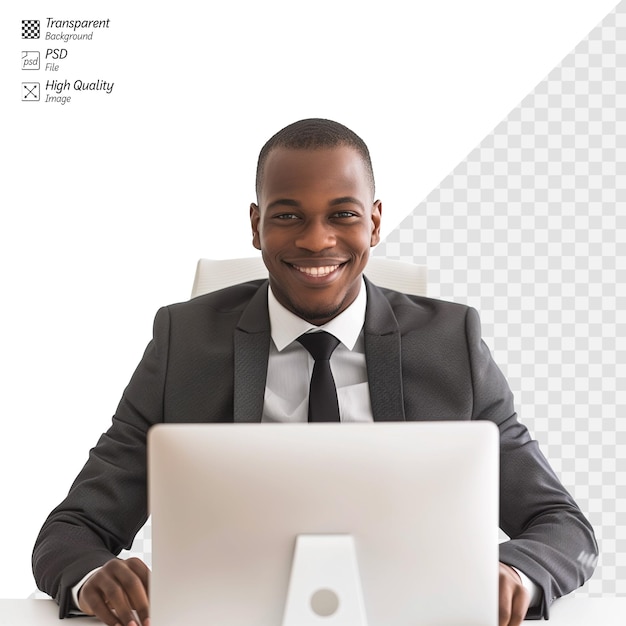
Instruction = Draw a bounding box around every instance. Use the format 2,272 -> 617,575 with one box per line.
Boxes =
191,257 -> 427,298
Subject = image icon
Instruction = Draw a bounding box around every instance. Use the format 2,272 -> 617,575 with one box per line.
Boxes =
22,82 -> 40,101
22,51 -> 40,70
22,20 -> 40,39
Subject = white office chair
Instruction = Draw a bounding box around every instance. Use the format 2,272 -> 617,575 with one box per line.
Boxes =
191,256 -> 427,298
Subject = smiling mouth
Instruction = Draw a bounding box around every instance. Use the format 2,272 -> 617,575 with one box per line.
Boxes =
291,263 -> 343,277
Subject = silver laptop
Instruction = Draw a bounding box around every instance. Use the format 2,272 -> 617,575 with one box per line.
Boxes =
148,422 -> 499,626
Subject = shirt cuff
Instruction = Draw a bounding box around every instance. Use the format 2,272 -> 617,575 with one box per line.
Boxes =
70,566 -> 102,613
510,566 -> 542,607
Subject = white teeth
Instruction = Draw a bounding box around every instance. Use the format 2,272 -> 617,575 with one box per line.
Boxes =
294,265 -> 340,277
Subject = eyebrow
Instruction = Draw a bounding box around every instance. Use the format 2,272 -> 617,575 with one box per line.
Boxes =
329,196 -> 365,209
266,198 -> 301,211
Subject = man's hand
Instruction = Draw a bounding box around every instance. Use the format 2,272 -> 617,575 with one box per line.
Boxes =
78,557 -> 150,626
499,562 -> 530,626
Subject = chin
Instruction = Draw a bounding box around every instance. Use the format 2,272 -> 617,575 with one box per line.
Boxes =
290,300 -> 345,325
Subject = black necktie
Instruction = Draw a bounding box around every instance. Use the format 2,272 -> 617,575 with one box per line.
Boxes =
297,331 -> 341,422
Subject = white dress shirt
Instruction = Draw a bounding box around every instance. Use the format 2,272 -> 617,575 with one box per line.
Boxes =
263,278 -> 372,423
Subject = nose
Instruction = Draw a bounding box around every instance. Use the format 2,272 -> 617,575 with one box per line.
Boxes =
294,219 -> 336,252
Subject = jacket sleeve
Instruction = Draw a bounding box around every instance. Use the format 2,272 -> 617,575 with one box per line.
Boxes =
32,306 -> 173,618
464,306 -> 598,619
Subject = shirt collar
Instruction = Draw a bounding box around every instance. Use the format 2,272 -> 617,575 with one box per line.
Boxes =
268,278 -> 367,352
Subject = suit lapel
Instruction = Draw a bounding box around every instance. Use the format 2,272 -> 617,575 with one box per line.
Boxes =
363,278 -> 406,421
233,281 -> 271,422
232,277 -> 406,422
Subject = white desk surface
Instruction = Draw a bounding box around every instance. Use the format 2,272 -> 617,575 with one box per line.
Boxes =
0,596 -> 624,625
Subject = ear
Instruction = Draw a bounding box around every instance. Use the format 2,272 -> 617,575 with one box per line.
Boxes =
370,200 -> 382,247
250,203 -> 261,250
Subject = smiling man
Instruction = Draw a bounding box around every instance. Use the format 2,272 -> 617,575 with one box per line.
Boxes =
251,143 -> 381,325
33,119 -> 597,626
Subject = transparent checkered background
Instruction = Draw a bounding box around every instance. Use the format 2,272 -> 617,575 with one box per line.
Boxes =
376,1 -> 626,597
120,2 -> 625,599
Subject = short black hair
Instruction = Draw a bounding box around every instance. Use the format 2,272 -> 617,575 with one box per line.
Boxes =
255,118 -> 375,200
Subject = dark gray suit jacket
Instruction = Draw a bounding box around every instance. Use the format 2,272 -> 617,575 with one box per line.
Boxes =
32,279 -> 597,619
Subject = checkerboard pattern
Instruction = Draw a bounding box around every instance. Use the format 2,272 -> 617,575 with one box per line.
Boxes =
376,1 -> 626,597
21,20 -> 40,39
120,518 -> 152,569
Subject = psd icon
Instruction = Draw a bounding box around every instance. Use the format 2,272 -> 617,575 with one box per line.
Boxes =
22,20 -> 40,39
22,51 -> 40,70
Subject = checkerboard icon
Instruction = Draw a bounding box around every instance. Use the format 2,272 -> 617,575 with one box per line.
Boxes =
22,20 -> 40,39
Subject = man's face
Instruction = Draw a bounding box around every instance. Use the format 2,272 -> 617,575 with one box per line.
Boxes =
250,145 -> 382,325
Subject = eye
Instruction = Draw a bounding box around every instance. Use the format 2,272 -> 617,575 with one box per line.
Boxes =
273,213 -> 300,220
333,211 -> 358,219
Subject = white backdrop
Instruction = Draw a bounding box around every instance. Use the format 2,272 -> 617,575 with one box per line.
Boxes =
0,0 -> 619,598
